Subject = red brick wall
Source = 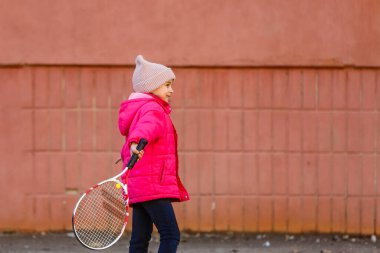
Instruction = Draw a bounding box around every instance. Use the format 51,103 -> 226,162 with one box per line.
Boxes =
1,67 -> 380,234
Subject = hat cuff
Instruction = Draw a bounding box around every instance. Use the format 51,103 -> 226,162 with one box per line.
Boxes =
133,68 -> 175,92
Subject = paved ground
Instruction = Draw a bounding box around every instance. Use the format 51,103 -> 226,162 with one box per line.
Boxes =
0,232 -> 379,253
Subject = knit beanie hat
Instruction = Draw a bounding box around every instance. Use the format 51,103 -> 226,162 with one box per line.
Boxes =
132,55 -> 176,93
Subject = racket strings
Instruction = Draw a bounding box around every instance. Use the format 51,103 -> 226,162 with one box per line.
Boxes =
73,181 -> 127,249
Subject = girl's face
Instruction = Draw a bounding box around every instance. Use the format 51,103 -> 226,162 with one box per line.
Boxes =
151,79 -> 174,103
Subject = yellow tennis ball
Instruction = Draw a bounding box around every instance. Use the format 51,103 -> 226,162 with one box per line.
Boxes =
116,183 -> 121,189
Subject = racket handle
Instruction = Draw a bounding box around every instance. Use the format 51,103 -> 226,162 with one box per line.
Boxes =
127,138 -> 148,169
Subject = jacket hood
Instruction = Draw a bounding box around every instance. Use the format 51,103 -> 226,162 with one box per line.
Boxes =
118,92 -> 171,136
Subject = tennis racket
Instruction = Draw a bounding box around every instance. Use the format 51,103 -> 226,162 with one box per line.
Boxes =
72,138 -> 148,250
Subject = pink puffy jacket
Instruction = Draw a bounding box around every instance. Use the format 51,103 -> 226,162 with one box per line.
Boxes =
118,92 -> 189,205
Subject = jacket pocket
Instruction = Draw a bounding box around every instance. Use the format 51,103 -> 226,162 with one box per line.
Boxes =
160,160 -> 166,184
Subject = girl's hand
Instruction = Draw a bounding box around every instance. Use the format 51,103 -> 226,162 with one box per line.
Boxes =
130,142 -> 144,160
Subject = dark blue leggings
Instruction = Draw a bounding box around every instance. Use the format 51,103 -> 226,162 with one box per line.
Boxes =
129,199 -> 180,253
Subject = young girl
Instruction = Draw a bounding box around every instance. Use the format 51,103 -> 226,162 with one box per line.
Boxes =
118,55 -> 190,253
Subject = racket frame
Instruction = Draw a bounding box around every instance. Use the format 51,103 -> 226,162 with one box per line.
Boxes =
72,167 -> 130,250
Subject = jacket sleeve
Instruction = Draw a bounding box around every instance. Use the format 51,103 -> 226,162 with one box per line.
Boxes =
127,109 -> 165,147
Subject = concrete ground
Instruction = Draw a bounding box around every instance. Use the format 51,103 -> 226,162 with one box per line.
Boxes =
0,232 -> 379,253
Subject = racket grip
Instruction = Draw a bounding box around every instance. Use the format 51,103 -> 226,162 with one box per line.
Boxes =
127,138 -> 148,169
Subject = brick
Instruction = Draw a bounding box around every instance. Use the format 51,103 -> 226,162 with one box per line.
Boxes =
63,68 -> 80,108
214,153 -> 228,194
362,155 -> 376,196
376,198 -> 380,233
199,110 -> 213,150
16,110 -> 33,151
228,110 -> 243,151
94,68 -> 109,108
257,70 -> 272,108
19,196 -> 34,231
317,197 -> 331,233
228,70 -> 243,108
94,153 -> 112,182
243,154 -> 257,195
332,70 -> 346,110
317,112 -> 332,152
273,154 -> 287,194
79,152 -> 97,190
243,111 -> 257,151
317,70 -> 333,109
18,68 -> 33,107
258,154 -> 272,194
171,69 -> 186,109
288,70 -> 302,109
347,70 -> 361,110
198,70 -> 213,108
109,68 -> 128,108
79,68 -> 95,108
332,154 -> 347,195
171,110 -> 184,150
50,197 -> 66,230
273,197 -> 287,232
243,70 -> 258,108
229,154 -> 244,195
346,197 -> 361,234
361,70 -> 377,110
377,70 -> 380,110
34,152 -> 50,194
258,197 -> 273,232
80,110 -> 95,151
199,196 -> 214,231
343,113 -> 365,152
347,155 -> 362,195
49,153 -> 65,194
173,202 -> 185,231
288,197 -> 302,233
213,70 -> 229,108
65,111 -> 80,151
34,196 -> 51,231
213,110 -> 227,150
243,197 -> 258,231
199,153 -> 213,194
214,196 -> 228,231
64,153 -> 81,190
302,70 -> 317,109
361,197 -> 375,235
34,68 -> 49,107
183,110 -> 199,150
49,110 -> 64,150
183,195 -> 199,231
318,154 -> 332,195
332,112 -> 346,152
288,111 -> 302,151
18,152 -> 34,194
95,110 -> 111,151
184,153 -> 199,195
361,113 -> 376,152
288,154 -> 302,195
302,112 -> 317,151
302,197 -> 317,232
34,110 -> 50,150
64,195 -> 79,230
183,69 -> 201,108
272,70 -> 288,108
331,197 -> 345,233
257,111 -> 272,151
303,154 -> 317,195
48,68 -> 64,108
229,197 -> 243,231
272,111 -> 287,151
